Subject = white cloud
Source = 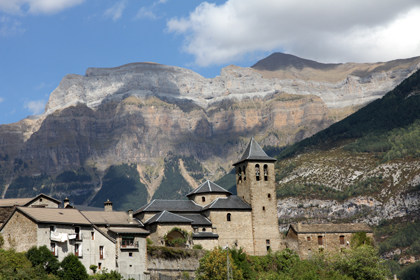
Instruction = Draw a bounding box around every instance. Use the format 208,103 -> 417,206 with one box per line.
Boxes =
0,0 -> 85,15
167,0 -> 420,66
0,97 -> 4,103
104,0 -> 126,22
24,100 -> 45,114
135,6 -> 157,20
0,15 -> 24,35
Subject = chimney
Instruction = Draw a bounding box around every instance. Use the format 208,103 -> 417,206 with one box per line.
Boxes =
104,199 -> 113,212
63,197 -> 70,208
127,209 -> 133,224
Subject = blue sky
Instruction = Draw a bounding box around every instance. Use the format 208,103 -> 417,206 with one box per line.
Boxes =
1,0 -> 420,125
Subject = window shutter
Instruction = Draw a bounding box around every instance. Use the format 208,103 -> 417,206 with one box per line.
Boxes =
79,243 -> 83,257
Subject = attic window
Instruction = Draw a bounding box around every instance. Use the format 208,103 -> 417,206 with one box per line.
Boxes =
202,196 -> 206,202
202,228 -> 206,232
40,198 -> 43,202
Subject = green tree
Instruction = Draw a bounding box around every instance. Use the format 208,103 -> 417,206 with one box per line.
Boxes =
331,245 -> 391,280
26,245 -> 60,275
196,247 -> 244,280
88,268 -> 124,280
60,254 -> 89,280
351,232 -> 374,248
0,249 -> 57,280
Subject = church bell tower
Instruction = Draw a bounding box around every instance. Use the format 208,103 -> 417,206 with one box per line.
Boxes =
233,138 -> 283,255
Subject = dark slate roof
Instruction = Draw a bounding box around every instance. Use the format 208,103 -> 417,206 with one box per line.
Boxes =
144,210 -> 194,225
186,180 -> 232,197
178,214 -> 212,226
233,137 -> 276,166
202,195 -> 252,210
290,223 -> 373,234
192,232 -> 219,239
134,199 -> 202,214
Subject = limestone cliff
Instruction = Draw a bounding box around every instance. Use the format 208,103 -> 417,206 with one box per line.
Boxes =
0,53 -> 419,207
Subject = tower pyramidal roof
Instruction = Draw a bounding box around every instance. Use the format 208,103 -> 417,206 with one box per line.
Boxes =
233,137 -> 277,166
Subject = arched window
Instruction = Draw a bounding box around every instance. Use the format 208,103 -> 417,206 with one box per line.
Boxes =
255,164 -> 260,181
227,213 -> 231,222
243,168 -> 246,181
202,196 -> 206,202
264,164 -> 268,181
237,167 -> 242,183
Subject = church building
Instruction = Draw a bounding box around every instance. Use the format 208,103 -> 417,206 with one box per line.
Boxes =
134,138 -> 284,255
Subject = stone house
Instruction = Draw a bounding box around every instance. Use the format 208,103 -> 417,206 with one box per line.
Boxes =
0,201 -> 150,280
134,138 -> 285,256
0,193 -> 61,227
285,222 -> 374,259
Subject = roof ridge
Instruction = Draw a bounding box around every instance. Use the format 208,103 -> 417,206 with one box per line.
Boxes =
208,180 -> 212,192
155,210 -> 167,222
142,200 -> 155,211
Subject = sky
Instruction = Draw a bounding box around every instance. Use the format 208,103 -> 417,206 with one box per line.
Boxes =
1,0 -> 420,125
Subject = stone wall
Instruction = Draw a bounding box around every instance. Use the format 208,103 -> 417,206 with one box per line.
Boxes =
28,197 -> 59,208
287,232 -> 374,259
236,161 -> 284,255
206,209 -> 254,254
1,210 -> 37,251
147,223 -> 193,247
190,193 -> 229,206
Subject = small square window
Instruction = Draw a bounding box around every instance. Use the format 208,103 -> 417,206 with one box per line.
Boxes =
129,252 -> 133,257
307,236 -> 311,241
266,239 -> 270,245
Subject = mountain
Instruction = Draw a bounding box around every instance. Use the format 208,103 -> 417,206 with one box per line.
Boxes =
271,68 -> 420,265
0,53 -> 419,212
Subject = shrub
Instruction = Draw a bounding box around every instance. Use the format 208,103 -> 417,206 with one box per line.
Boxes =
193,244 -> 203,250
60,254 -> 89,280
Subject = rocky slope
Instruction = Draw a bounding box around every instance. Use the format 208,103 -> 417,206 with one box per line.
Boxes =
0,53 -> 419,209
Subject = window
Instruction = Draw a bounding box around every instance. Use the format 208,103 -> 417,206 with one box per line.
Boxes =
50,243 -> 57,256
202,196 -> 206,202
244,169 -> 246,181
122,237 -> 134,247
340,236 -> 345,245
91,232 -> 95,240
75,244 -> 79,257
307,236 -> 311,241
40,198 -> 43,202
227,213 -> 231,222
129,252 -> 133,257
237,167 -> 242,183
255,164 -> 260,181
98,263 -> 102,270
75,226 -> 81,240
50,226 -> 56,232
262,206 -> 265,211
266,246 -> 270,251
202,228 -> 206,232
264,164 -> 268,181
266,239 -> 270,245
99,246 -> 104,259
268,193 -> 271,198
318,236 -> 323,245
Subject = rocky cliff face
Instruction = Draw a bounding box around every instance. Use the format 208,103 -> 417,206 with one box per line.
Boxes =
0,53 -> 419,206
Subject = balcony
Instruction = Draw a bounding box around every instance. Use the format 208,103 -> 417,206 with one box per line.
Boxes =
120,241 -> 139,250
